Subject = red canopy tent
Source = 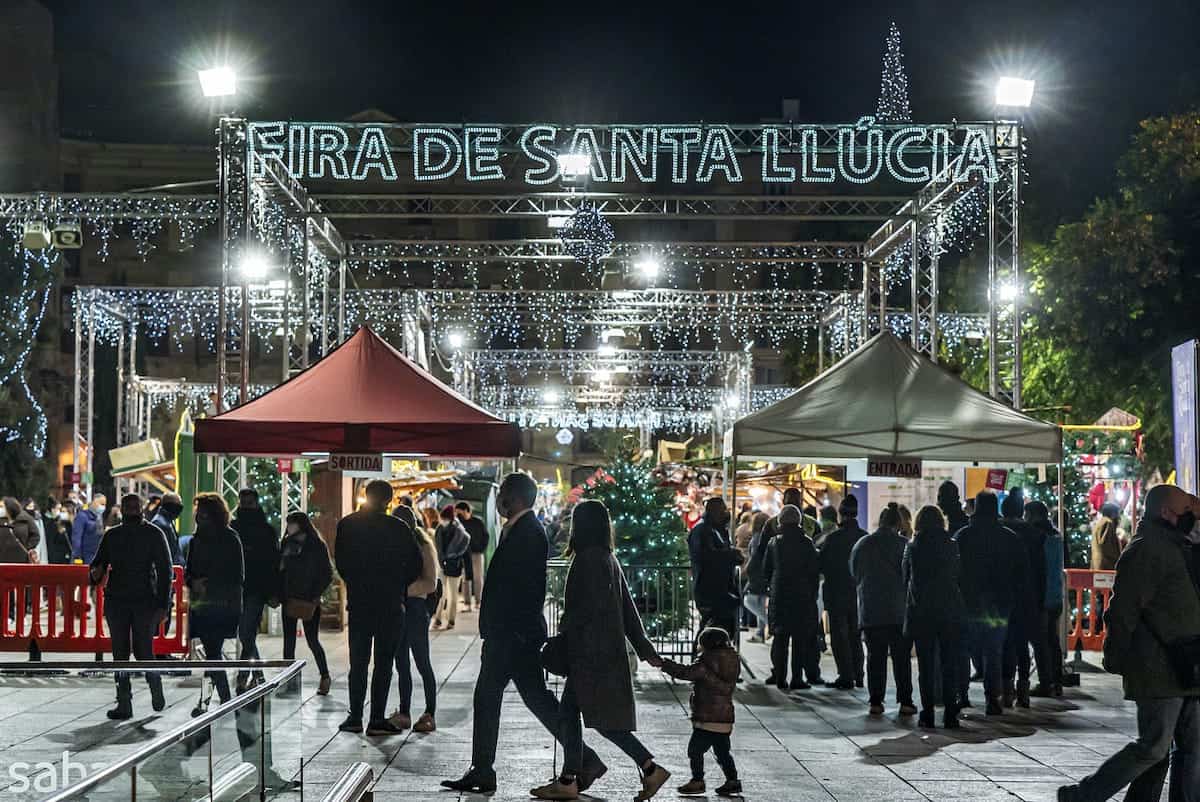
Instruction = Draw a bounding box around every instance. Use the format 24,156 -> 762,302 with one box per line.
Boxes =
194,327 -> 521,458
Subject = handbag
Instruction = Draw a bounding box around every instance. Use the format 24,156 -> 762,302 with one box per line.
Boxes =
425,576 -> 444,615
284,598 -> 318,620
541,633 -> 569,677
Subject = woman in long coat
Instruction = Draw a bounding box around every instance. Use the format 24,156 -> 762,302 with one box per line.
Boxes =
186,493 -> 245,707
532,499 -> 671,802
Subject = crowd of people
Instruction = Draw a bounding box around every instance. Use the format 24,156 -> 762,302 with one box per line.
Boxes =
8,470 -> 1200,801
687,481 -> 1069,728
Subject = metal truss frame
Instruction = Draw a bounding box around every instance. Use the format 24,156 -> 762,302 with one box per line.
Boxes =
320,192 -> 917,222
0,193 -> 218,220
347,239 -> 872,264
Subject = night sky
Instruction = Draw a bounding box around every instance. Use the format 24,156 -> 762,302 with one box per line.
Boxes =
40,0 -> 1200,228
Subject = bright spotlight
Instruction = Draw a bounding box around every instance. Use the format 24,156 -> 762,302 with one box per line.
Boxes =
597,343 -> 618,357
724,392 -> 741,410
240,253 -> 270,281
557,153 -> 591,178
547,215 -> 571,229
198,67 -> 238,98
600,328 -> 626,343
995,76 -> 1035,108
998,283 -> 1020,302
447,331 -> 466,349
542,388 -> 561,405
634,257 -> 661,280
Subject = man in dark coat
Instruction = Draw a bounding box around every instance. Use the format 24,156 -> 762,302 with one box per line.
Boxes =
763,505 -> 821,690
1000,491 -> 1042,708
687,496 -> 744,640
954,490 -> 1024,715
1059,485 -> 1200,802
457,500 -> 489,611
850,504 -> 915,716
232,488 -> 281,693
937,481 -> 970,535
150,492 -> 185,567
88,494 -> 172,720
335,479 -> 423,736
443,472 -> 606,794
818,497 -> 866,689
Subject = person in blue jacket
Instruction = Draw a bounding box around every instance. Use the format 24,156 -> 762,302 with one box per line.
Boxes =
71,494 -> 107,563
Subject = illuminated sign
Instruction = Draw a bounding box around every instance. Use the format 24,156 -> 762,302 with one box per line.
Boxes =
867,455 -> 923,479
248,117 -> 1000,187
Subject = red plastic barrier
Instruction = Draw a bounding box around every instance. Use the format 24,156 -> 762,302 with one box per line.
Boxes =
0,564 -> 188,655
1066,568 -> 1114,652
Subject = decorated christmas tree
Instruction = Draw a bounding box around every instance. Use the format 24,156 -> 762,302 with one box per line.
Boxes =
876,22 -> 913,123
583,455 -> 690,637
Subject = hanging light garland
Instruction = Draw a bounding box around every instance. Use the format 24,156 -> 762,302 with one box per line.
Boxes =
560,203 -> 615,264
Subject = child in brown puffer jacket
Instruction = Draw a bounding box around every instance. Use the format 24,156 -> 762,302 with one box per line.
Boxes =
661,627 -> 742,797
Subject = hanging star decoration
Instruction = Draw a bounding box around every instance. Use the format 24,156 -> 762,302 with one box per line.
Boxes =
560,203 -> 615,264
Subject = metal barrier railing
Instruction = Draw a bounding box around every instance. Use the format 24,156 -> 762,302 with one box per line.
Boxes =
322,762 -> 374,802
1066,568 -> 1115,652
10,659 -> 308,801
546,561 -> 698,659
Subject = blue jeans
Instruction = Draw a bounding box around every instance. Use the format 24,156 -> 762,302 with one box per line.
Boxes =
237,594 -> 268,682
1074,696 -> 1200,801
743,593 -> 767,637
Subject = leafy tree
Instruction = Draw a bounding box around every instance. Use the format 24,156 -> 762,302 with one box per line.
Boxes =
1022,111 -> 1200,471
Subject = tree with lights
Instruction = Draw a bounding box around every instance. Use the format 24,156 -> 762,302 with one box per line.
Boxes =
876,22 -> 913,123
582,454 -> 690,636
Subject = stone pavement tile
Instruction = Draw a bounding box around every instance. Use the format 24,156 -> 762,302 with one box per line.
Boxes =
997,780 -> 1068,801
970,763 -> 1071,782
874,753 -> 986,781
910,779 -> 1025,800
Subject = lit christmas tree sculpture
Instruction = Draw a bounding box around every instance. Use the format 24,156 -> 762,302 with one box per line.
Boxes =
876,22 -> 913,124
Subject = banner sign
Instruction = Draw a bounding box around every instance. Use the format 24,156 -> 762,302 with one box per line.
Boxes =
985,469 -> 1008,491
248,118 -> 1001,188
867,455 -> 923,479
1172,340 -> 1199,495
329,453 -> 384,473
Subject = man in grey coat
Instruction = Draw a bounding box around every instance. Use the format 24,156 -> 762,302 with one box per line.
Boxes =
1058,484 -> 1200,802
850,503 -> 916,717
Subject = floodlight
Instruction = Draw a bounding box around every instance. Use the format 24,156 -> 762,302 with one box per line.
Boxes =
547,215 -> 571,229
240,253 -> 270,281
542,388 -> 561,405
198,67 -> 237,98
998,283 -> 1020,302
724,392 -> 740,410
447,331 -> 466,349
994,77 -> 1035,108
600,328 -> 626,342
557,153 -> 591,177
591,368 -> 613,383
597,343 -> 618,357
634,257 -> 661,280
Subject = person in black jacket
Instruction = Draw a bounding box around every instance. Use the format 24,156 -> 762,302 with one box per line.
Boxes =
335,479 -> 422,736
42,498 -> 72,564
232,488 -> 281,693
904,505 -> 965,729
937,481 -> 970,535
818,497 -> 866,690
280,512 -> 333,694
187,493 -> 245,708
850,503 -> 916,717
954,490 -> 1024,716
457,501 -> 489,612
89,494 -> 173,720
150,492 -> 185,567
443,472 -> 606,796
687,497 -> 744,640
1000,490 -> 1042,709
763,505 -> 821,690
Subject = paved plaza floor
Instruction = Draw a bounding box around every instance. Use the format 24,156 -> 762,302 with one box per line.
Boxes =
0,609 -> 1154,800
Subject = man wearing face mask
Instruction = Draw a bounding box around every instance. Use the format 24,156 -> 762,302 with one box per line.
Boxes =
443,472 -> 607,795
72,494 -> 107,564
1058,484 -> 1200,802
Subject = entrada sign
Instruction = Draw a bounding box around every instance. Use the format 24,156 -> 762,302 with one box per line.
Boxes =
248,117 -> 1000,187
867,455 -> 923,479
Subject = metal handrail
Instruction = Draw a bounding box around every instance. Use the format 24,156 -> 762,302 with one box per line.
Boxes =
322,762 -> 374,802
40,659 -> 306,802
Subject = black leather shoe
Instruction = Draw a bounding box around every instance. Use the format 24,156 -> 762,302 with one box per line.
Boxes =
441,768 -> 497,793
